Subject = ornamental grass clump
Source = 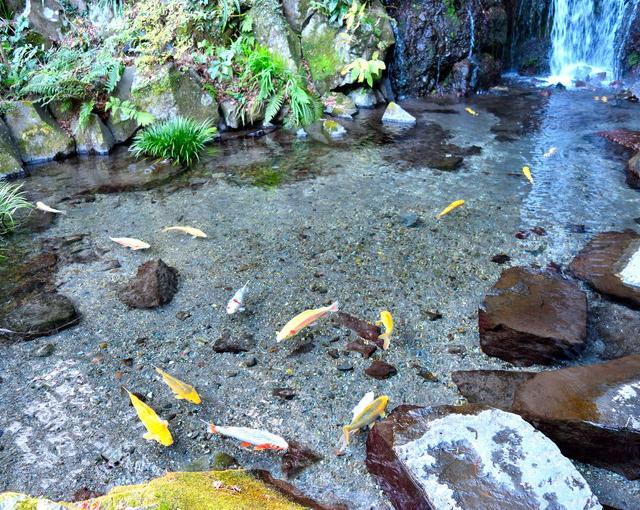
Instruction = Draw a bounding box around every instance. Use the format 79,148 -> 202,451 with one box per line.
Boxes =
130,117 -> 218,167
0,182 -> 32,234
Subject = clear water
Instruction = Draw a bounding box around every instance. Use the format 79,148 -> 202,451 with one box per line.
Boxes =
548,0 -> 640,85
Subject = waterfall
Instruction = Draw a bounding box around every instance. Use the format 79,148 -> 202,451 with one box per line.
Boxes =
549,0 -> 640,85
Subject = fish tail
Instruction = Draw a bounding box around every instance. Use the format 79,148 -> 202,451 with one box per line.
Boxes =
199,419 -> 217,434
329,301 -> 339,313
342,426 -> 351,445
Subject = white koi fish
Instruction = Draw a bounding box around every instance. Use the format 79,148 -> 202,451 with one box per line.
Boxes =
276,301 -> 339,341
226,282 -> 249,315
203,421 -> 288,451
36,201 -> 66,214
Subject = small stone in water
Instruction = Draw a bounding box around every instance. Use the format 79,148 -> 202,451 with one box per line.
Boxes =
365,360 -> 397,379
416,368 -> 439,382
243,357 -> 258,367
345,339 -> 377,358
399,212 -> 421,228
337,363 -> 353,372
423,310 -> 443,321
273,387 -> 297,400
32,343 -> 55,357
327,349 -> 340,359
491,254 -> 511,264
447,345 -> 467,356
176,311 -> 191,320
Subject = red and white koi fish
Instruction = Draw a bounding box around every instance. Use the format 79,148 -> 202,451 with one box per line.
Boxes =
276,301 -> 339,341
226,282 -> 249,315
202,421 -> 288,451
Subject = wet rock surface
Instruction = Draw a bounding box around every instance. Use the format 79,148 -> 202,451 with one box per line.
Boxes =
570,231 -> 640,309
512,355 -> 640,479
119,259 -> 179,309
628,152 -> 640,188
479,266 -> 587,365
451,369 -> 536,410
592,302 -> 640,359
1,293 -> 79,340
281,441 -> 323,479
364,360 -> 397,379
366,404 -> 601,510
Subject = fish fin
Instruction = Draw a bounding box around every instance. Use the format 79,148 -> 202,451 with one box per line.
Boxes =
328,301 -> 339,312
240,441 -> 252,448
342,426 -> 352,446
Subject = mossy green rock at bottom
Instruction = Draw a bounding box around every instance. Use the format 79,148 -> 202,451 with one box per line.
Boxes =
0,119 -> 22,178
3,101 -> 75,164
322,92 -> 357,118
381,101 -> 416,124
301,0 -> 394,94
0,470 -> 310,509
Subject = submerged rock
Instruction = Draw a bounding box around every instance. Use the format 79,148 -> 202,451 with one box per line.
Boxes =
479,267 -> 587,365
512,355 -> 640,479
366,404 -> 601,510
348,88 -> 378,108
592,301 -> 640,359
345,339 -> 377,358
119,259 -> 179,309
0,470 -> 325,509
381,102 -> 416,125
2,293 -> 79,339
322,120 -> 346,138
569,230 -> 640,309
365,360 -> 397,379
4,101 -> 75,164
322,92 -> 358,119
213,331 -> 256,353
451,369 -> 536,410
628,152 -> 640,188
281,440 -> 323,479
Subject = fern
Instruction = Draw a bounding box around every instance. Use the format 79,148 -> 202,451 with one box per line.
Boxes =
264,91 -> 284,123
76,100 -> 95,132
105,97 -> 155,126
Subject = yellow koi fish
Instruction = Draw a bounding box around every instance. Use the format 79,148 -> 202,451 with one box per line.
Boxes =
155,366 -> 201,404
276,302 -> 339,341
543,147 -> 557,158
126,389 -> 173,446
376,310 -> 393,350
465,107 -> 479,116
35,201 -> 66,215
594,96 -> 600,101
522,166 -> 534,184
162,226 -> 208,238
341,393 -> 389,446
436,199 -> 465,219
110,237 -> 150,250
601,96 -> 608,103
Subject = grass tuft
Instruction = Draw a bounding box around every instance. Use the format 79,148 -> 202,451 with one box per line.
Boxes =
129,117 -> 218,167
0,182 -> 32,235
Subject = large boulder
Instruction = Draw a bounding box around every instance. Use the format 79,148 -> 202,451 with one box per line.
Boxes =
366,404 -> 602,510
23,0 -> 65,42
0,470 -> 334,509
71,114 -> 115,155
282,0 -> 313,32
478,266 -> 588,365
0,118 -> 23,178
249,0 -> 302,69
119,259 -> 179,309
512,355 -> 640,479
106,66 -> 139,143
569,231 -> 640,309
4,101 -> 75,164
301,0 -> 394,94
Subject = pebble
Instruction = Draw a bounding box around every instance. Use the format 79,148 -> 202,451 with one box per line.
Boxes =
491,254 -> 511,264
243,357 -> 258,367
399,212 -> 421,228
327,349 -> 340,359
32,343 -> 55,357
337,363 -> 353,372
273,387 -> 297,400
365,360 -> 397,379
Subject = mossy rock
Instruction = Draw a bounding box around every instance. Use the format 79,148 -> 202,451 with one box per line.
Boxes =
282,0 -> 314,32
249,0 -> 302,69
0,471 -> 312,510
322,92 -> 357,118
71,114 -> 115,155
301,0 -> 394,94
3,101 -> 75,164
0,119 -> 23,178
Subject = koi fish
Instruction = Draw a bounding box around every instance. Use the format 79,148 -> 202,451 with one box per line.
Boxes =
465,107 -> 479,116
110,237 -> 150,250
276,302 -> 339,341
126,389 -> 173,446
36,201 -> 66,214
436,200 -> 465,219
203,421 -> 288,451
543,147 -> 557,158
337,393 -> 389,453
376,310 -> 393,350
155,366 -> 201,404
522,166 -> 533,184
601,96 -> 608,103
594,96 -> 600,101
226,282 -> 248,315
162,226 -> 207,238
335,311 -> 381,343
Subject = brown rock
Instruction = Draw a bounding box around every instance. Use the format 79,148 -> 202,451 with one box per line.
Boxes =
451,370 -> 536,410
366,404 -> 601,510
213,331 -> 256,353
2,293 -> 79,339
345,338 -> 377,358
119,259 -> 179,309
335,311 -> 381,344
365,360 -> 397,379
592,302 -> 640,359
627,153 -> 640,188
598,129 -> 640,151
281,440 -> 323,479
479,267 -> 587,365
569,230 -> 640,308
512,355 -> 640,479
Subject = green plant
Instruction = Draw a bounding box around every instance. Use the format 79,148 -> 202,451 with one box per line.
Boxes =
341,51 -> 386,86
105,97 -> 156,126
0,182 -> 32,235
311,0 -> 356,26
0,16 -> 43,94
130,117 -> 218,167
444,0 -> 457,21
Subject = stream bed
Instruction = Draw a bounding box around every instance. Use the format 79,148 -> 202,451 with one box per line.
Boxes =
1,85 -> 639,509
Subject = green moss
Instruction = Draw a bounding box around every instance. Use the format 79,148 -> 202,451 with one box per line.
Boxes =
242,164 -> 286,188
1,471 -> 308,510
302,26 -> 341,91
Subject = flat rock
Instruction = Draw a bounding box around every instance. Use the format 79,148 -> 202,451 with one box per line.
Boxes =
569,230 -> 640,308
382,102 -> 416,125
451,369 -> 536,410
119,259 -> 179,309
345,339 -> 377,358
281,440 -> 323,479
512,355 -> 640,479
213,331 -> 256,353
479,266 -> 587,366
322,120 -> 347,138
592,302 -> 640,359
322,92 -> 358,118
2,293 -> 79,339
365,360 -> 397,379
366,404 -> 601,510
335,311 -> 381,343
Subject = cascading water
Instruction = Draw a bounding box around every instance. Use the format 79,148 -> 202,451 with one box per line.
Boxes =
549,0 -> 640,85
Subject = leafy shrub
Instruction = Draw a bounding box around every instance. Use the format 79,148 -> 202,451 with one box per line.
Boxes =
0,16 -> 43,94
311,0 -> 357,26
0,182 -> 31,235
105,97 -> 156,126
341,51 -> 386,87
130,117 -> 217,167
